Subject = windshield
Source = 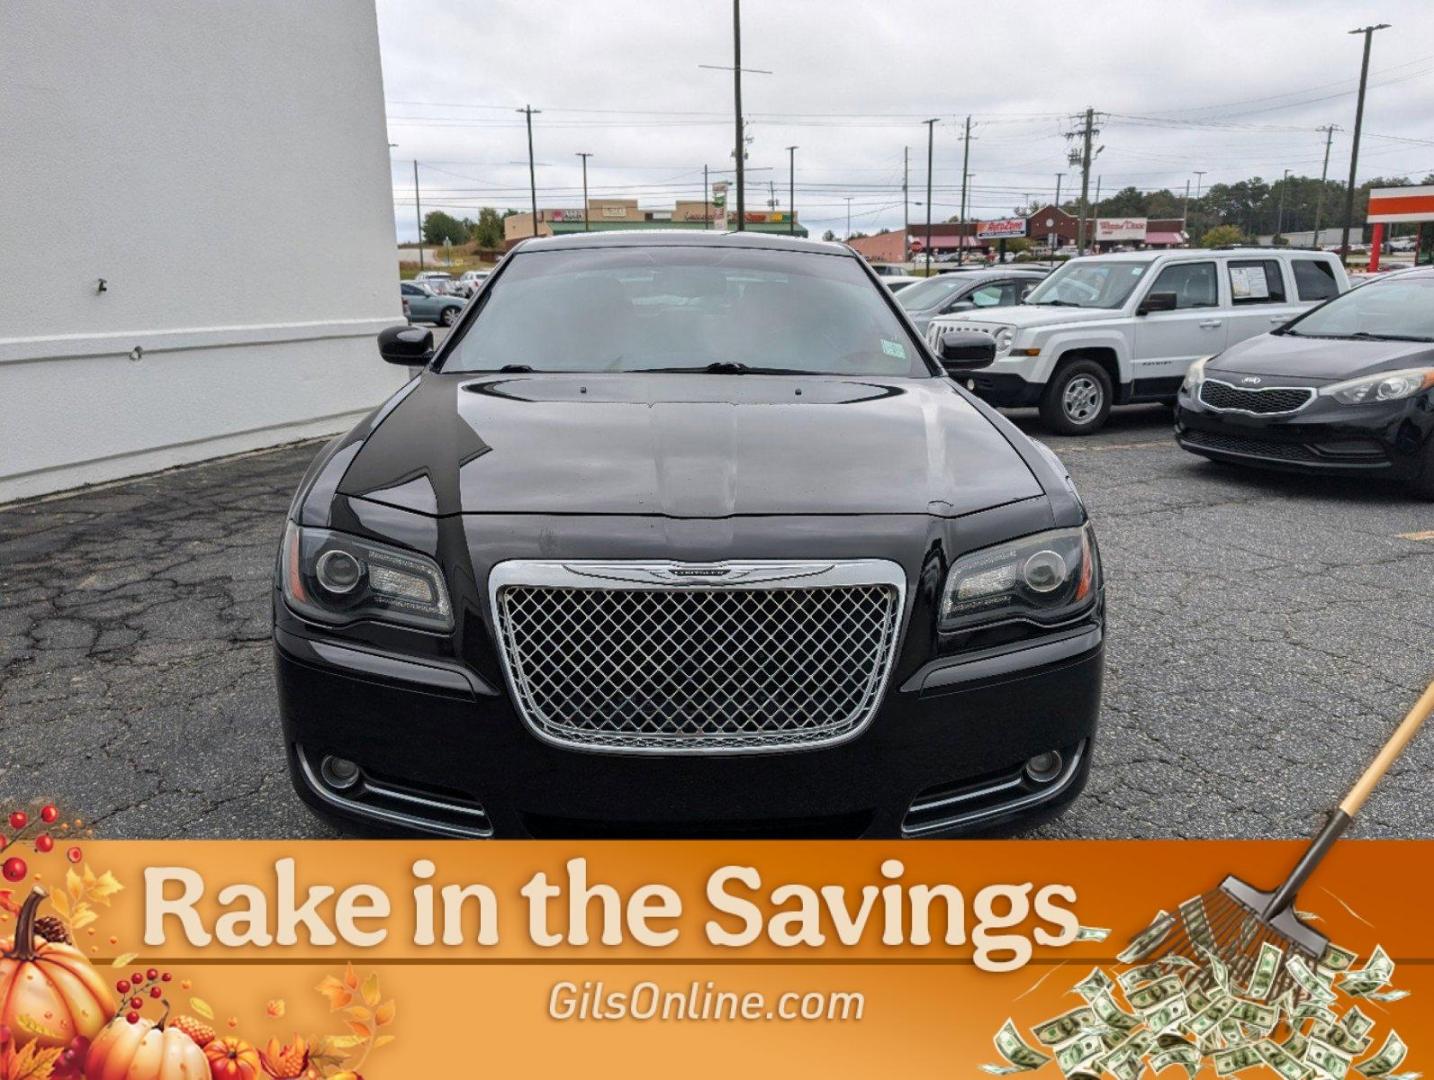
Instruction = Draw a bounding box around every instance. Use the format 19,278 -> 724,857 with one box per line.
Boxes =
896,274 -> 977,311
1284,275 -> 1434,341
1024,259 -> 1153,309
440,247 -> 932,376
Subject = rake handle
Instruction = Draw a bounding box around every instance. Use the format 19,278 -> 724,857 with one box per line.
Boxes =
1265,678 -> 1434,919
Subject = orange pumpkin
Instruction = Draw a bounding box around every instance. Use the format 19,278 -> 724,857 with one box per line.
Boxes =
204,1036 -> 261,1080
85,1014 -> 208,1080
0,887 -> 115,1050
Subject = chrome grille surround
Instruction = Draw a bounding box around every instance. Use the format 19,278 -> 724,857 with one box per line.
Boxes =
489,560 -> 907,754
1198,378 -> 1314,415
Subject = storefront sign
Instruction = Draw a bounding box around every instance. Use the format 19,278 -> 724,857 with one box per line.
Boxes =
1096,217 -> 1148,242
976,218 -> 1027,239
712,182 -> 729,230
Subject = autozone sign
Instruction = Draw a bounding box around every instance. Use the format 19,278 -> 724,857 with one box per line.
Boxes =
1096,217 -> 1148,241
976,218 -> 1027,239
1367,185 -> 1434,223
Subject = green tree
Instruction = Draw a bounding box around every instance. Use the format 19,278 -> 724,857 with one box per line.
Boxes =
1201,224 -> 1247,248
821,229 -> 837,242
471,207 -> 504,248
422,210 -> 469,246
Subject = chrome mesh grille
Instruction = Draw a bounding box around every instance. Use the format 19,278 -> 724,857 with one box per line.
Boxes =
494,569 -> 903,752
1199,379 -> 1313,414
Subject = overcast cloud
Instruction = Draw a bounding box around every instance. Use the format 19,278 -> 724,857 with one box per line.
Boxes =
375,0 -> 1434,240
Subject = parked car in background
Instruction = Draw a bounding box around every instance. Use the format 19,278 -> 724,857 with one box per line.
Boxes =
925,248 -> 1350,434
896,268 -> 1048,336
456,269 -> 491,297
414,271 -> 458,295
1176,267 -> 1434,497
1388,236 -> 1418,253
278,231 -> 1104,839
400,280 -> 465,326
882,275 -> 924,292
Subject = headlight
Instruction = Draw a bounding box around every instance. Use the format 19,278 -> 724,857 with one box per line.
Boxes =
994,327 -> 1015,355
939,524 -> 1099,632
1181,355 -> 1214,395
1318,367 -> 1434,406
279,521 -> 453,632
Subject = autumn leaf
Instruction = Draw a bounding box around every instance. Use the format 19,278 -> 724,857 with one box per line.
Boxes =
342,963 -> 359,990
322,1035 -> 365,1052
111,952 -> 138,968
374,1000 -> 396,1027
316,975 -> 353,1011
3,1041 -> 65,1080
265,999 -> 286,1019
70,908 -> 98,931
0,890 -> 20,917
360,972 -> 381,1008
190,997 -> 215,1021
65,869 -> 84,904
87,869 -> 124,905
345,1021 -> 372,1040
373,1034 -> 396,1049
343,1006 -> 371,1025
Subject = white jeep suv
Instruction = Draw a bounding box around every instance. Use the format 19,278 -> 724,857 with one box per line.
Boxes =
925,248 -> 1349,433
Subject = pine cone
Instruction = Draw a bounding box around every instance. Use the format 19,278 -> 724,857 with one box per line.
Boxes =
33,915 -> 70,944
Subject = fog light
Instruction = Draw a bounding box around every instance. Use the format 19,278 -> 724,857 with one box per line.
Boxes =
316,549 -> 363,594
1025,751 -> 1063,784
320,755 -> 362,791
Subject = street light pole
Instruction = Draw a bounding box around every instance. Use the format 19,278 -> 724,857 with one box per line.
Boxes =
517,105 -> 541,237
923,118 -> 938,275
1275,168 -> 1291,239
732,0 -> 745,231
1340,23 -> 1391,261
412,160 -> 424,271
845,197 -> 852,240
576,152 -> 593,234
786,145 -> 798,235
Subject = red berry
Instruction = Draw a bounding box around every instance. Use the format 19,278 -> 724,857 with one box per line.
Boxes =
66,846 -> 82,864
40,805 -> 59,824
129,997 -> 143,1010
0,834 -> 7,850
125,1012 -> 139,1025
2,857 -> 26,883
146,968 -> 159,981
8,812 -> 26,831
35,834 -> 54,853
149,986 -> 162,999
131,972 -> 143,985
116,980 -> 130,994
161,972 -> 172,982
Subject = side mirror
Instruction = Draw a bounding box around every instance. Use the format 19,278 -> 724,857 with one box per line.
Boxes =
936,330 -> 997,373
378,325 -> 434,366
1137,292 -> 1178,315
944,299 -> 975,313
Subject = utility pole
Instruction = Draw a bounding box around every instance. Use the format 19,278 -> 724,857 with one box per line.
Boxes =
1313,125 -> 1340,248
1051,173 -> 1063,258
576,152 -> 593,233
1275,168 -> 1292,239
1091,175 -> 1102,252
957,115 -> 972,265
768,179 -> 777,209
1340,23 -> 1391,261
412,160 -> 424,270
1069,107 -> 1101,255
732,0 -> 745,230
1194,170 -> 1207,200
903,147 -> 913,252
845,196 -> 853,240
517,105 -> 541,237
923,118 -> 938,275
786,145 -> 798,235
703,165 -> 710,229
1182,179 -> 1191,230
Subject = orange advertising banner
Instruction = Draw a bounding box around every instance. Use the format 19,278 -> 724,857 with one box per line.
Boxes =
0,839 -> 1428,1078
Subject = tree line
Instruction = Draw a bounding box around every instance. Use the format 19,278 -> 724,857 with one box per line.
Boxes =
419,207 -> 515,249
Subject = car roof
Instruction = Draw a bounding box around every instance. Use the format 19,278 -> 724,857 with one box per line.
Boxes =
511,229 -> 853,256
1071,247 -> 1334,262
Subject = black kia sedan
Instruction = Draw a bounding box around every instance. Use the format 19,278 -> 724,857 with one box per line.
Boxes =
274,232 -> 1104,839
1176,267 -> 1434,498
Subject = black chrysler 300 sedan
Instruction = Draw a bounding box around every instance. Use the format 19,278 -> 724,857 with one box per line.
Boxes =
1177,267 -> 1434,498
274,232 -> 1104,838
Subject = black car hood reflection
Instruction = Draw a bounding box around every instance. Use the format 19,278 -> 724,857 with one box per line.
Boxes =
336,372 -> 1043,518
1209,332 -> 1434,382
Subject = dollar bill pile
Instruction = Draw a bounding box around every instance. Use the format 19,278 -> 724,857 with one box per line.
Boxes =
982,908 -> 1416,1080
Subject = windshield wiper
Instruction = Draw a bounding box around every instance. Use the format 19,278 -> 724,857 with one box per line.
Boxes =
635,361 -> 811,375
1028,299 -> 1082,307
1346,331 -> 1434,342
497,364 -> 536,372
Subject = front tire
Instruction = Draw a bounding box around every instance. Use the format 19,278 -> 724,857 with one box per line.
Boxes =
1039,359 -> 1113,435
440,306 -> 459,327
1407,439 -> 1434,500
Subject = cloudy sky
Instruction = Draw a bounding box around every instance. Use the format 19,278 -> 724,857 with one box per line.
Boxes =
375,0 -> 1434,241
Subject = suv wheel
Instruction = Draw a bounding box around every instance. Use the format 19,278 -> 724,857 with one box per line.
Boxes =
440,306 -> 458,327
1040,360 -> 1113,435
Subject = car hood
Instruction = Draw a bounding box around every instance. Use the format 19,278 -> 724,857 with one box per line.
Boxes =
336,373 -> 1043,518
932,305 -> 1117,331
1209,332 -> 1434,382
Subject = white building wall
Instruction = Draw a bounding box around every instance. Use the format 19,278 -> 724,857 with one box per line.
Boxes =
0,0 -> 407,503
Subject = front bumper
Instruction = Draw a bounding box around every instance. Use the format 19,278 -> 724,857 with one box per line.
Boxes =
275,620 -> 1102,839
961,371 -> 1045,409
1175,383 -> 1434,482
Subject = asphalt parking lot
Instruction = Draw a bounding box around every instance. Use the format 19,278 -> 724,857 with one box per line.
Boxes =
2,404 -> 1432,840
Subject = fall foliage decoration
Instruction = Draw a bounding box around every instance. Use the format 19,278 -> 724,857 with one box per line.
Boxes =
84,1011 -> 207,1080
0,890 -> 115,1051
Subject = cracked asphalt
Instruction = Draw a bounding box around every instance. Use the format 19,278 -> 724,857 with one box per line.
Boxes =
1,404 -> 1432,839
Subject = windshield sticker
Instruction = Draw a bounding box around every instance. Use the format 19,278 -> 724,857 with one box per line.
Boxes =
880,339 -> 907,359
1230,265 -> 1270,300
